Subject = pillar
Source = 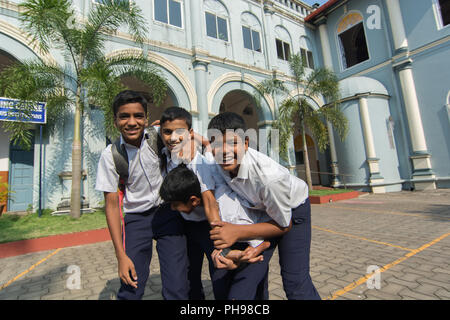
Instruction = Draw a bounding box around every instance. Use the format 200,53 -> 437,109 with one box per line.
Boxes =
359,97 -> 385,193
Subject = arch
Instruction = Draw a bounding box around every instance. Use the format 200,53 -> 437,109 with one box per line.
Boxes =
274,25 -> 292,44
240,11 -> 262,31
204,0 -> 229,17
105,48 -> 197,112
335,11 -> 370,70
338,76 -> 389,99
337,11 -> 364,34
288,88 -> 325,110
299,35 -> 313,51
0,19 -> 57,65
207,72 -> 275,118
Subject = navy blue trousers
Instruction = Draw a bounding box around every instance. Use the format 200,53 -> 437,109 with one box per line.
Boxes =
116,204 -> 189,300
265,198 -> 321,300
183,220 -> 217,300
212,242 -> 276,300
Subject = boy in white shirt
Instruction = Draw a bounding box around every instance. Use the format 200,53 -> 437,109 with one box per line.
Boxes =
207,111 -> 321,300
160,165 -> 277,300
95,91 -> 189,300
158,106 -> 281,300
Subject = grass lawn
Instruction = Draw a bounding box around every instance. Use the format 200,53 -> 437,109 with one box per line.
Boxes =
0,209 -> 107,244
309,188 -> 355,196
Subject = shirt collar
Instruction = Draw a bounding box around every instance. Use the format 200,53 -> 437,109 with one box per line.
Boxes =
162,146 -> 199,165
236,148 -> 250,180
120,129 -> 148,148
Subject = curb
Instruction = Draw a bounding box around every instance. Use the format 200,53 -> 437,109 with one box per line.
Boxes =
310,191 -> 362,204
0,228 -> 111,259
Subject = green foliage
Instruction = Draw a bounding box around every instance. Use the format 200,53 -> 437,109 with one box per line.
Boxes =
0,177 -> 13,203
0,209 -> 107,243
255,53 -> 349,156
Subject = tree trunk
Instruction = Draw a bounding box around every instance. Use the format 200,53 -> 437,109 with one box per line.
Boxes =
70,90 -> 82,219
301,122 -> 313,191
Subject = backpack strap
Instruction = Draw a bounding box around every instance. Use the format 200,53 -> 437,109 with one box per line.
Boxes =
111,138 -> 129,193
145,126 -> 167,173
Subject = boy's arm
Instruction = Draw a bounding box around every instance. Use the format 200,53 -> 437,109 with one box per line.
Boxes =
104,192 -> 138,288
210,220 -> 291,249
201,190 -> 222,226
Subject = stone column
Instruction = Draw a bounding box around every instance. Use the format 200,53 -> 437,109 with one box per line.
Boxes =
317,17 -> 340,186
359,97 -> 385,193
192,58 -> 210,136
385,0 -> 435,190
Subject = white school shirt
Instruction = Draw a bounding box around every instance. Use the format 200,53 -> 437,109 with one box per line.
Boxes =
217,147 -> 309,228
165,149 -> 267,247
164,148 -> 216,222
95,131 -> 163,213
207,152 -> 268,247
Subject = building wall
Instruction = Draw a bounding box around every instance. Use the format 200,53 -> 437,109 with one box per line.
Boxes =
311,0 -> 450,191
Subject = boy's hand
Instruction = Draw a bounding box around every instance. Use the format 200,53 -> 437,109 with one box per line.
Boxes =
240,241 -> 270,263
150,120 -> 160,127
118,254 -> 138,288
210,221 -> 240,249
211,249 -> 240,270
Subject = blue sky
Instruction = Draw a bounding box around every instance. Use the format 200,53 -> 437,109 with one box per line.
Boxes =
301,0 -> 328,7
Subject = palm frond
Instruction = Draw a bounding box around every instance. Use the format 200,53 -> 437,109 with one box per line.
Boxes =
19,0 -> 73,54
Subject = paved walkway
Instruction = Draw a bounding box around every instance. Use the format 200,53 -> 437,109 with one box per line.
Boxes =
0,190 -> 449,300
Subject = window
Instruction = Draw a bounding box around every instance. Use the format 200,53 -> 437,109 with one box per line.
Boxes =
205,12 -> 228,41
438,0 -> 450,27
300,48 -> 314,69
154,0 -> 182,28
276,39 -> 290,61
242,26 -> 261,52
337,12 -> 369,69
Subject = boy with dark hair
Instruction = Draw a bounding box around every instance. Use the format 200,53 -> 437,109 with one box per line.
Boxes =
208,111 -> 321,300
95,90 -> 189,300
158,106 -> 276,300
158,106 -> 219,299
160,165 -> 270,266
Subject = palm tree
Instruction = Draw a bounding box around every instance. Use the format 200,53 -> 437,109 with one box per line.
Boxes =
255,53 -> 348,190
0,0 -> 167,218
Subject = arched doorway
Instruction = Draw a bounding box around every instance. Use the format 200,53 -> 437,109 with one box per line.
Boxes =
219,90 -> 258,129
121,75 -> 179,124
294,133 -> 320,185
219,89 -> 260,148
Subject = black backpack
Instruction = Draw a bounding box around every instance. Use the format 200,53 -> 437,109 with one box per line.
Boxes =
111,126 -> 166,193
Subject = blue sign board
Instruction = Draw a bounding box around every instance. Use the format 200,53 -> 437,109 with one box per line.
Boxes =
0,97 -> 46,124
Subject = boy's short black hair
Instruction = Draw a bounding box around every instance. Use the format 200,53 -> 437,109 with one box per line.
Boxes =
112,90 -> 148,117
207,112 -> 247,133
160,106 -> 192,129
160,165 -> 201,203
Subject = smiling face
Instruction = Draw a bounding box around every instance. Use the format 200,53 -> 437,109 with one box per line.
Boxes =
114,102 -> 148,147
210,131 -> 248,177
160,118 -> 193,154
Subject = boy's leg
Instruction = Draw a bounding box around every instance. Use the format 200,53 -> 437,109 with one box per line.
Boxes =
277,198 -> 321,300
153,204 -> 189,300
226,242 -> 276,300
184,220 -> 207,300
184,220 -> 218,300
117,212 -> 154,300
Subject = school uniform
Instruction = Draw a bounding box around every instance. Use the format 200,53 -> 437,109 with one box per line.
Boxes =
164,148 -> 217,300
217,147 -> 321,300
197,153 -> 276,300
211,181 -> 277,300
95,132 -> 189,300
